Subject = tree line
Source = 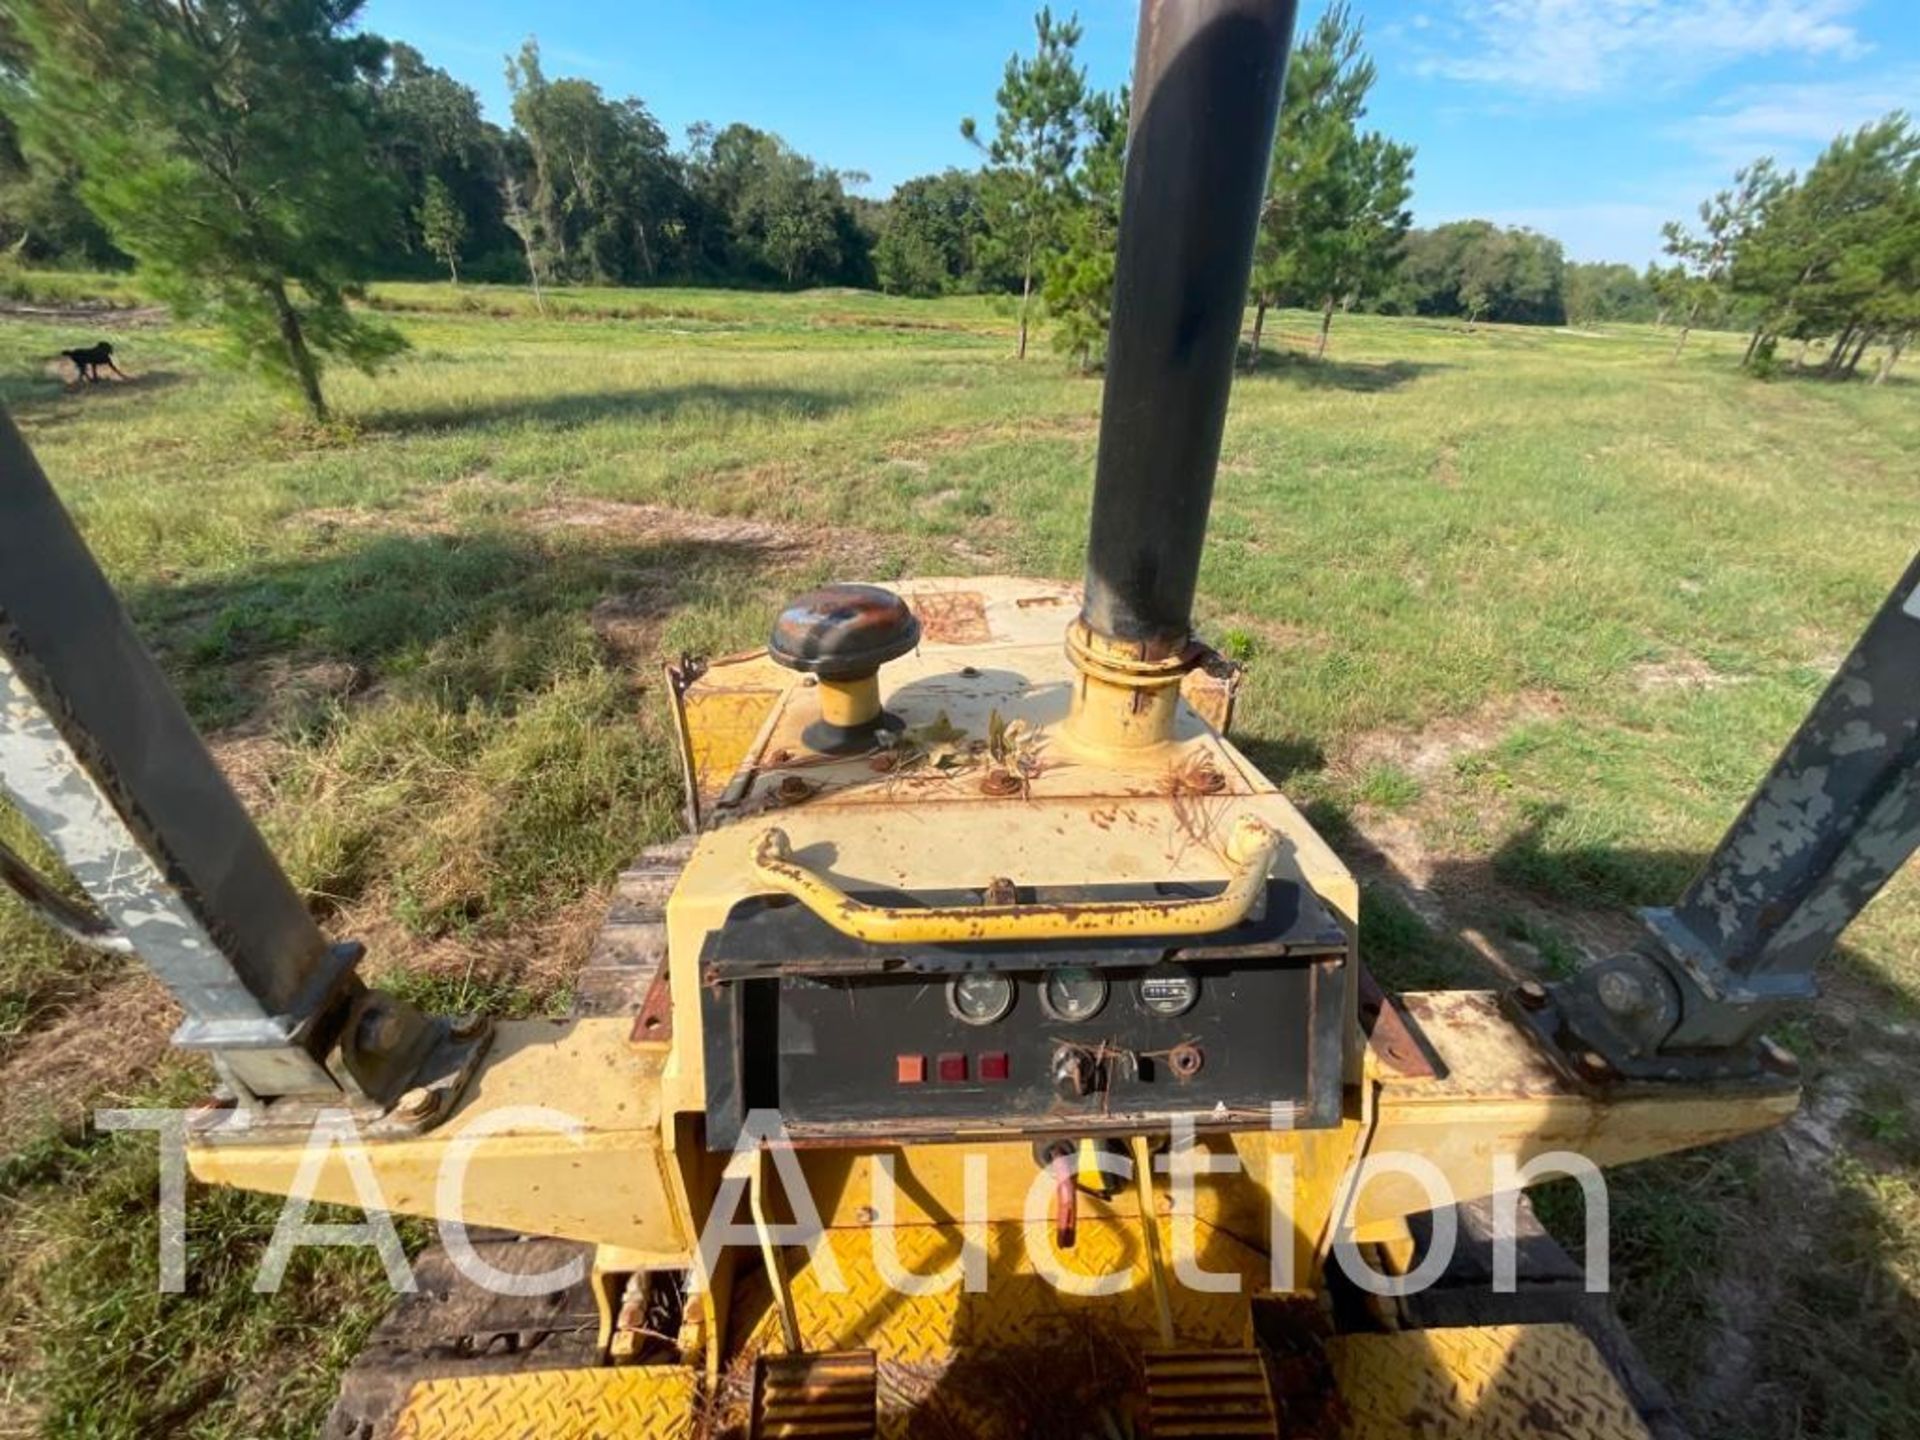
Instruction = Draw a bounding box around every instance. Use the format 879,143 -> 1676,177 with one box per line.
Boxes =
3,2 -> 1908,421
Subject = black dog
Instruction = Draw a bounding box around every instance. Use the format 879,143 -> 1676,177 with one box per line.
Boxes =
61,341 -> 127,383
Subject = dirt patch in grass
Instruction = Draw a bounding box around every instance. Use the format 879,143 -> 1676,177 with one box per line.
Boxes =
1340,689 -> 1565,784
1631,653 -> 1737,691
0,973 -> 181,1140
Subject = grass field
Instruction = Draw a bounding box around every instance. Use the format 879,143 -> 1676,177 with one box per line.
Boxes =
0,278 -> 1915,1438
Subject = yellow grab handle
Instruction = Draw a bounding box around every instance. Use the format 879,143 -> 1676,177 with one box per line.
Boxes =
749,815 -> 1281,945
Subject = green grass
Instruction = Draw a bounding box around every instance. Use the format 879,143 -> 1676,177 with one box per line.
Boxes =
0,281 -> 1915,1438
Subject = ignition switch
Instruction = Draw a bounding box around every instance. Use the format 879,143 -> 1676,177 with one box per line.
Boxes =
1051,1043 -> 1102,1098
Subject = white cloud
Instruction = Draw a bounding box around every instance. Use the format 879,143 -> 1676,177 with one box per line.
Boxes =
1676,68 -> 1920,170
1415,0 -> 1868,98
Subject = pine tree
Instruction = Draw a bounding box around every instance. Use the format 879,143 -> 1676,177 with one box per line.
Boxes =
1042,86 -> 1126,373
8,0 -> 406,422
1247,4 -> 1413,366
962,8 -> 1088,360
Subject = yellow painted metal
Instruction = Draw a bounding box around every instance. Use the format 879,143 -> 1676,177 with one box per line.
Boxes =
1327,1324 -> 1653,1440
1129,1134 -> 1177,1349
668,648 -> 788,817
750,1147 -> 803,1354
734,1219 -> 1265,1362
187,1019 -> 693,1260
1061,618 -> 1191,756
747,813 -> 1279,945
1350,991 -> 1796,1234
816,672 -> 881,729
391,1365 -> 699,1440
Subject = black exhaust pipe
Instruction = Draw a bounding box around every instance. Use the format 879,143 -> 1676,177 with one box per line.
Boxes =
1081,0 -> 1298,657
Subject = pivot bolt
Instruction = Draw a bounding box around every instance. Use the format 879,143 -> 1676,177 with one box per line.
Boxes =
1515,980 -> 1550,1011
1597,970 -> 1651,1017
397,1086 -> 439,1122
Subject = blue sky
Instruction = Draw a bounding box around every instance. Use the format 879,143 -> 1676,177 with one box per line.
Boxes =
360,0 -> 1919,266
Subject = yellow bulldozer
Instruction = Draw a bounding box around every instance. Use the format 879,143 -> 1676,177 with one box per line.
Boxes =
2,2 -> 1916,1436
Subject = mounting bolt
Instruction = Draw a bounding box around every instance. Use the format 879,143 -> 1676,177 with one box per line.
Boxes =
775,775 -> 815,805
1575,1049 -> 1616,1084
1515,980 -> 1550,1011
450,1012 -> 485,1041
1597,969 -> 1651,1017
397,1086 -> 439,1122
980,767 -> 1022,797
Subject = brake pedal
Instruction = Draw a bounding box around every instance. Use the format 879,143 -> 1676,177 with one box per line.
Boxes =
753,1350 -> 877,1439
1144,1349 -> 1280,1439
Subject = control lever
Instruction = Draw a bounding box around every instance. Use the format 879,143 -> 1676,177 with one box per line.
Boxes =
1052,1149 -> 1078,1249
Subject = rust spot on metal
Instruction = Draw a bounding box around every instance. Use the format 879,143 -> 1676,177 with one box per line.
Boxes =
630,969 -> 673,1045
775,775 -> 817,805
769,748 -> 793,766
906,590 -> 992,645
980,767 -> 1023,797
867,752 -> 898,773
1360,966 -> 1441,1080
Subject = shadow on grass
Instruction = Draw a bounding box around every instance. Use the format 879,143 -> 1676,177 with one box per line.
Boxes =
1,369 -> 192,428
1237,349 -> 1451,392
359,381 -> 860,436
122,524 -> 785,733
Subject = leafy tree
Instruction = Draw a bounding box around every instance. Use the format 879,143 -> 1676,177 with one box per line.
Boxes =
372,43 -> 505,271
6,0 -> 406,421
506,40 -> 690,285
962,7 -> 1088,359
1381,221 -> 1566,326
875,170 -> 994,297
1565,262 -> 1656,326
1248,4 -> 1413,363
1660,159 -> 1783,358
686,122 -> 867,287
500,173 -> 550,312
416,175 -> 466,283
1042,85 -> 1126,371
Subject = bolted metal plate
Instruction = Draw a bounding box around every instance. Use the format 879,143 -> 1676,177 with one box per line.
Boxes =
1143,1349 -> 1279,1438
754,1351 -> 877,1439
390,1365 -> 699,1440
1326,1323 -> 1653,1440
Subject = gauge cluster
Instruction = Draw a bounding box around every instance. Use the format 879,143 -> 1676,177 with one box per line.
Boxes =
696,871 -> 1351,1149
701,952 -> 1346,1146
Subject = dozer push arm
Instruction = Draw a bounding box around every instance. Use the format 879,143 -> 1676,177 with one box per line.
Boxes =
1519,550 -> 1920,1081
0,409 -> 478,1116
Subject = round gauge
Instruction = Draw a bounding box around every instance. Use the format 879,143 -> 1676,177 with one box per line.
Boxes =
1137,964 -> 1200,1018
1041,967 -> 1109,1023
947,972 -> 1015,1026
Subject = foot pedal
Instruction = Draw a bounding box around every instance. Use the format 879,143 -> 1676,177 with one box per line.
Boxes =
1145,1349 -> 1280,1439
753,1351 -> 876,1439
